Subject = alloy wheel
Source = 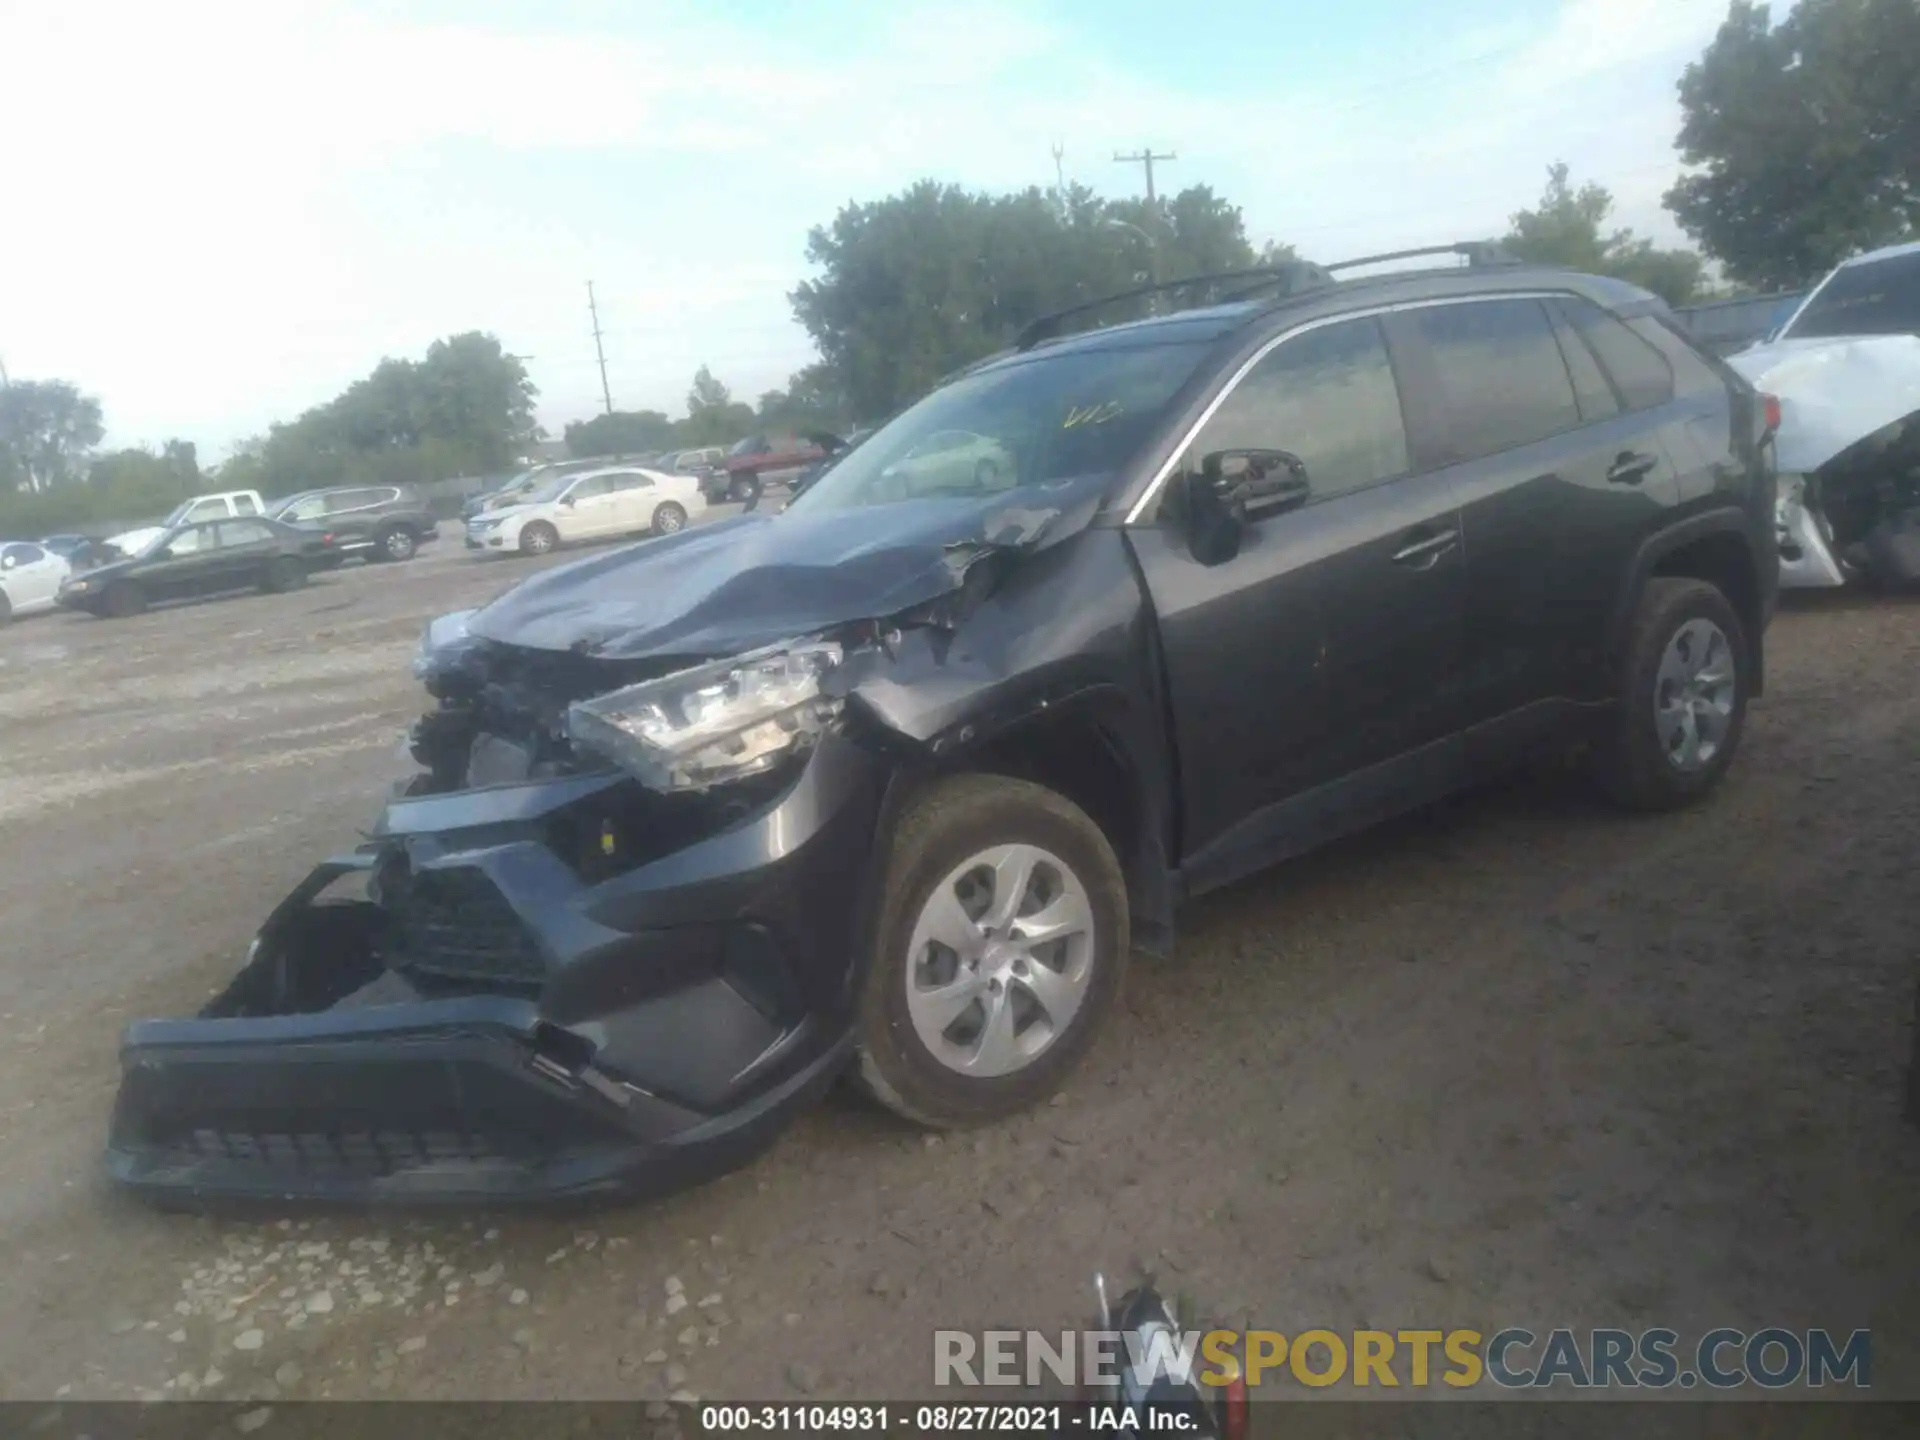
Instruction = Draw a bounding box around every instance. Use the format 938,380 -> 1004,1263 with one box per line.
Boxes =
904,843 -> 1096,1078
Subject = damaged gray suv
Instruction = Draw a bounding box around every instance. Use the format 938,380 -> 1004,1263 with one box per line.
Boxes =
108,246 -> 1779,1205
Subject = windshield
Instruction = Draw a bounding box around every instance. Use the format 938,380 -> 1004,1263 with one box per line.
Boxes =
1784,251 -> 1920,340
727,437 -> 763,456
516,473 -> 576,505
786,341 -> 1209,514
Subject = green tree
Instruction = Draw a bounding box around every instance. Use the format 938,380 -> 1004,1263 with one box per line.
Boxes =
242,332 -> 538,497
1666,0 -> 1920,289
0,379 -> 105,493
791,180 -> 1275,420
565,409 -> 675,457
1506,163 -> 1705,306
680,365 -> 754,446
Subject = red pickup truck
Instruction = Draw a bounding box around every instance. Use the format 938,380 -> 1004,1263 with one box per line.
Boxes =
713,432 -> 834,502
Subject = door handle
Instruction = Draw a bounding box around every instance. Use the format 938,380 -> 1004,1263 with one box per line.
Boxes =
1607,450 -> 1658,485
1390,529 -> 1459,568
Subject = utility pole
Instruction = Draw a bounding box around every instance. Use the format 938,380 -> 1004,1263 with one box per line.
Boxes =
1113,145 -> 1176,212
1051,143 -> 1067,195
586,281 -> 613,415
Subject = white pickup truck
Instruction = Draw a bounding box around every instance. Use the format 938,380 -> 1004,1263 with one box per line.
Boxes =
104,490 -> 269,560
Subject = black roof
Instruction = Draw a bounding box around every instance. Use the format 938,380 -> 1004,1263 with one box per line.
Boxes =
959,256 -> 1667,384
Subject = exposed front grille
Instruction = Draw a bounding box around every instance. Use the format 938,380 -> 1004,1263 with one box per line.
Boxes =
169,1127 -> 540,1177
377,859 -> 547,990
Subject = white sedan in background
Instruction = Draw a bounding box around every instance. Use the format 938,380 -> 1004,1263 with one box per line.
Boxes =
0,540 -> 73,624
464,465 -> 707,558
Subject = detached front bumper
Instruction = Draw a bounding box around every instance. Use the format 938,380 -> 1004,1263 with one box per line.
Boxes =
107,734 -> 888,1206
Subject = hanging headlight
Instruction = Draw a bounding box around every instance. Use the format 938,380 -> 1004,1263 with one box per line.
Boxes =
567,639 -> 846,792
411,608 -> 478,679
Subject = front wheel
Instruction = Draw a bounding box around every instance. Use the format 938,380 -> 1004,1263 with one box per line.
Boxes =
1596,577 -> 1749,811
103,581 -> 147,618
0,590 -> 12,626
855,774 -> 1129,1128
652,502 -> 687,535
518,521 -> 558,557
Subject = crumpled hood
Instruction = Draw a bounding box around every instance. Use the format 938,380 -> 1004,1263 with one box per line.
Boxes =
1728,334 -> 1920,473
468,475 -> 1108,660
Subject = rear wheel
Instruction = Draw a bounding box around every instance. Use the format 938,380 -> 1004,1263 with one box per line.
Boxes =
103,581 -> 147,618
652,502 -> 687,535
376,526 -> 417,562
519,521 -> 559,557
729,473 -> 762,504
855,775 -> 1129,1128
1596,577 -> 1748,811
260,557 -> 306,593
0,590 -> 12,626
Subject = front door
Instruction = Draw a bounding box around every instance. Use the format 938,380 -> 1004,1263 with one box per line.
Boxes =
1126,315 -> 1467,889
559,476 -> 620,538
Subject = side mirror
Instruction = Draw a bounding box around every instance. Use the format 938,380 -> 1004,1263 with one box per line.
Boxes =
1181,449 -> 1311,564
1,556 -> 15,570
1202,448 -> 1311,519
560,495 -> 576,507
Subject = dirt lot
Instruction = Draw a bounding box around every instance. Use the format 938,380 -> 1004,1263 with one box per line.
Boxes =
1,532 -> 1916,1405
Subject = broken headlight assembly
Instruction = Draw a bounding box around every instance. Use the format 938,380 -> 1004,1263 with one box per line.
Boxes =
566,638 -> 847,792
412,608 -> 478,679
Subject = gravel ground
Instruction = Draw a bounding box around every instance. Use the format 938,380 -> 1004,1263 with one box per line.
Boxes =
0,531 -> 1916,1406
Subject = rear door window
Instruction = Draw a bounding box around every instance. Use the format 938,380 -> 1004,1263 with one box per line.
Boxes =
1408,299 -> 1582,462
232,495 -> 262,516
217,520 -> 276,547
1560,298 -> 1674,411
184,498 -> 229,523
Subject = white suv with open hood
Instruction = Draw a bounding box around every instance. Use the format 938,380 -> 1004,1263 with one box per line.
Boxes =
464,464 -> 706,558
1729,240 -> 1920,589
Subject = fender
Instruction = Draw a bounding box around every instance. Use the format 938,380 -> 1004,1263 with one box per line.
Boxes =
1607,505 -> 1770,698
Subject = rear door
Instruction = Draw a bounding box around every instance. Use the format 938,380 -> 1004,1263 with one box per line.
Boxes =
1128,315 -> 1467,883
598,470 -> 655,534
1387,296 -> 1679,754
322,488 -> 385,547
214,519 -> 285,586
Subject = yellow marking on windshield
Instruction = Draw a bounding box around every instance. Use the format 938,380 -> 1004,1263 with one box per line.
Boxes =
1062,401 -> 1124,429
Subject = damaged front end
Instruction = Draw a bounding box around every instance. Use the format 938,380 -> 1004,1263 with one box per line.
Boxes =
1730,336 -> 1920,588
107,486 -> 1124,1206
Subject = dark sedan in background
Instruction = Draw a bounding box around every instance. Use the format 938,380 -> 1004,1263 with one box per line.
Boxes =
271,484 -> 440,562
58,517 -> 341,618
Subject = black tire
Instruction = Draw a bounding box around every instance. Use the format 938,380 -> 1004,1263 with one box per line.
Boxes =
260,556 -> 306,593
0,590 -> 12,626
729,473 -> 762,504
519,521 -> 559,557
375,526 -> 417,562
103,581 -> 147,618
652,501 -> 688,535
1596,576 -> 1749,811
854,774 -> 1129,1128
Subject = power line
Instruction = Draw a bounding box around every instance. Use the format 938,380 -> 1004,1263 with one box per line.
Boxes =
586,280 -> 613,415
1113,146 -> 1177,209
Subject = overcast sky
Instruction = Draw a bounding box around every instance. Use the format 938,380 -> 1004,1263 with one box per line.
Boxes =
0,0 -> 1728,458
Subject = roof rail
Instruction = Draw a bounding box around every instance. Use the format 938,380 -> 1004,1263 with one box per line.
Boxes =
1015,262 -> 1335,351
1324,240 -> 1514,273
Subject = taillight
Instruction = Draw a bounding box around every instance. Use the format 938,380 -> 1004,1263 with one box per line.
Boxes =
1761,392 -> 1782,437
321,532 -> 335,545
